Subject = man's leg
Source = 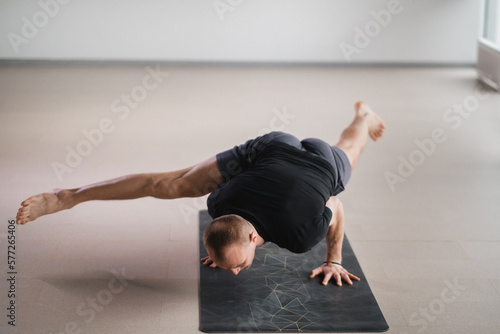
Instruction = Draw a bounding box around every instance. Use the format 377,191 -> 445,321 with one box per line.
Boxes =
16,156 -> 223,225
335,101 -> 385,169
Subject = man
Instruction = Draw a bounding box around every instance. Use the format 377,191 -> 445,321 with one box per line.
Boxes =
16,101 -> 385,286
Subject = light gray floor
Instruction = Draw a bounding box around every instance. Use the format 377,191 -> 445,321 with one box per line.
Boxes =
1,64 -> 500,334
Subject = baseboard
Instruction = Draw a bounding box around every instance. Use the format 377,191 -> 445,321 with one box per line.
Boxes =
0,59 -> 476,69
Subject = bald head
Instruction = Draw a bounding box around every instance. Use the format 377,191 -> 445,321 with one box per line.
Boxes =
203,214 -> 252,264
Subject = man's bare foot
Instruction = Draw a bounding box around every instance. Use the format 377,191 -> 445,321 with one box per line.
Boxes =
355,101 -> 386,141
16,189 -> 71,225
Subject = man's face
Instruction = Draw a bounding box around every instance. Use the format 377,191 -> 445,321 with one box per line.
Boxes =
216,242 -> 257,276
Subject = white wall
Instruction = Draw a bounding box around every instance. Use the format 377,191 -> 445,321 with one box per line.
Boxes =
0,0 -> 480,64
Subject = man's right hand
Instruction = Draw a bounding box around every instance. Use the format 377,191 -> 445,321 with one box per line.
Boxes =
309,263 -> 360,286
201,256 -> 218,268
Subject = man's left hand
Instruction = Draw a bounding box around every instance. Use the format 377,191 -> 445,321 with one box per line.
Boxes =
201,256 -> 218,268
309,263 -> 360,286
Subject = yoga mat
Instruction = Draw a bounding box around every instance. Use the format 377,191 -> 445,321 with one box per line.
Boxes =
199,210 -> 389,333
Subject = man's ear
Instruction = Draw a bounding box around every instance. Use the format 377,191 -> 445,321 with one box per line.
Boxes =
249,231 -> 258,243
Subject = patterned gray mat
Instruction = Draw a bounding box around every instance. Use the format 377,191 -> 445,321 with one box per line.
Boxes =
199,210 -> 389,333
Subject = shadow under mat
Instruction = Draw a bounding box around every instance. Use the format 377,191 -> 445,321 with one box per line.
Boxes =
199,210 -> 389,333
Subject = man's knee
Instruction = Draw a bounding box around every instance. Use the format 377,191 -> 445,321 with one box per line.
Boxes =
327,196 -> 342,210
335,145 -> 358,170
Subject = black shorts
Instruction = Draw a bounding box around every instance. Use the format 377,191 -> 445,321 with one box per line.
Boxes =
257,132 -> 352,195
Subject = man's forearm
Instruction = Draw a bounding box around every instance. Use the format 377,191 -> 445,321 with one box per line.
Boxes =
309,196 -> 360,286
324,197 -> 345,263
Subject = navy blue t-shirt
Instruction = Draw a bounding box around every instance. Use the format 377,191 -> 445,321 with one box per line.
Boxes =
207,132 -> 340,253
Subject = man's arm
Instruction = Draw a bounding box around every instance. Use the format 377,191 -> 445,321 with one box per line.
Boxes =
309,196 -> 361,286
16,156 -> 223,224
324,196 -> 345,264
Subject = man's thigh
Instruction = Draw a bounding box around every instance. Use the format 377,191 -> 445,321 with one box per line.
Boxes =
301,138 -> 352,194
